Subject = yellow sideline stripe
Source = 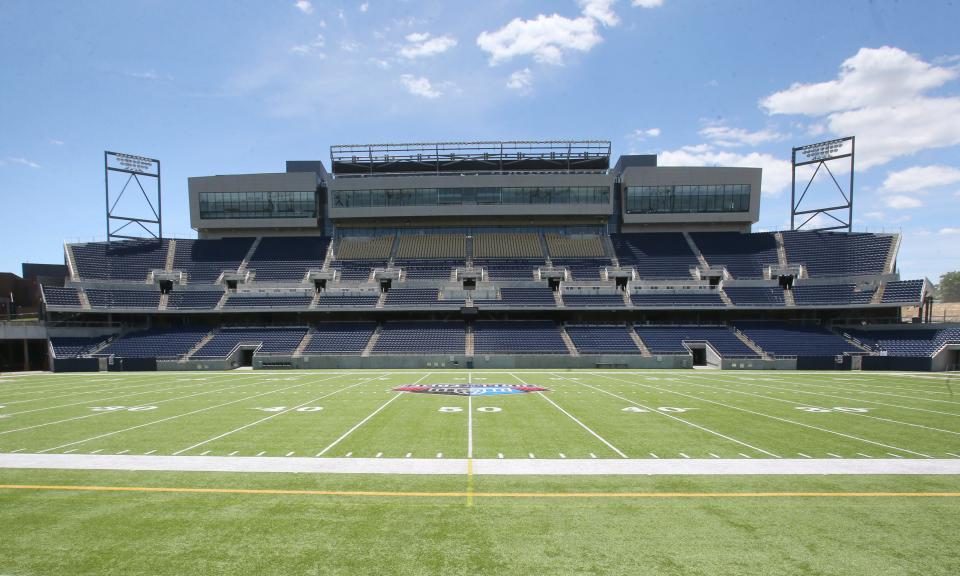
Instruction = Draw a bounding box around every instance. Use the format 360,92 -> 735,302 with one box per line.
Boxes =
1,484 -> 960,499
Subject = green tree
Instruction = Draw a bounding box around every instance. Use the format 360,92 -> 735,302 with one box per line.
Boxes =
940,271 -> 960,302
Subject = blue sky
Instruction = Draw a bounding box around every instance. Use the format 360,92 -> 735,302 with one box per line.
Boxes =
1,0 -> 959,281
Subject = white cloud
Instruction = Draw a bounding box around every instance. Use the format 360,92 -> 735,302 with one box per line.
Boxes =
884,194 -> 924,209
761,46 -> 960,169
1,157 -> 41,168
400,32 -> 457,59
294,0 -> 313,14
658,145 -> 792,196
629,127 -> 661,139
290,34 -> 325,55
340,40 -> 362,53
940,227 -> 960,235
48,138 -> 64,146
369,57 -> 390,69
864,211 -> 886,220
400,74 -> 442,98
699,124 -> 784,147
632,0 -> 663,7
881,165 -> 960,193
477,13 -> 602,66
506,68 -> 534,95
126,70 -> 170,81
578,0 -> 620,27
359,2 -> 369,12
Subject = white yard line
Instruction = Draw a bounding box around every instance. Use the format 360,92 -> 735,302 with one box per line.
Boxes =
467,393 -> 473,459
561,374 -> 780,458
0,379 -> 200,412
170,375 -> 375,456
778,379 -> 960,403
3,453 -> 960,475
0,377 -> 181,406
36,381 -> 319,454
511,373 -> 628,459
595,373 -> 934,459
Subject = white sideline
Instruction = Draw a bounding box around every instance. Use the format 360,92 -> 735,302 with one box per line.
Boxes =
3,453 -> 960,475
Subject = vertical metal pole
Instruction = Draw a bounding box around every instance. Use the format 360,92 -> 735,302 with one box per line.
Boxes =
104,151 -> 110,244
790,147 -> 797,231
156,159 -> 162,240
847,137 -> 855,233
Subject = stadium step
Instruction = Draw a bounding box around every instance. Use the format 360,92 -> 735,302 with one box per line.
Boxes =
683,232 -> 710,269
158,293 -> 169,311
783,288 -> 796,307
465,324 -> 474,356
164,239 -> 177,272
293,329 -> 313,357
64,242 -> 80,281
538,231 -> 551,261
375,292 -> 386,309
873,282 -> 886,304
559,326 -> 579,357
182,330 -> 218,362
215,291 -> 231,310
718,288 -> 734,307
77,287 -> 91,310
883,234 -> 900,274
237,237 -> 262,273
361,325 -> 382,357
774,232 -> 789,268
554,290 -> 564,308
627,325 -> 651,356
731,327 -> 771,359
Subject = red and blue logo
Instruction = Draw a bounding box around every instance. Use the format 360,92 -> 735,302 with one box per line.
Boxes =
393,384 -> 548,396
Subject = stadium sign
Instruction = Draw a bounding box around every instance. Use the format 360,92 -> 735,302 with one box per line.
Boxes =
393,384 -> 548,396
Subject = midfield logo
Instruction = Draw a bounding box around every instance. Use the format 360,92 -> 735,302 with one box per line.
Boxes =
393,384 -> 549,396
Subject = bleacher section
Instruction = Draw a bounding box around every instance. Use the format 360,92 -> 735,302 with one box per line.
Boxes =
690,232 -> 779,278
475,287 -> 555,307
473,233 -> 542,258
723,286 -> 785,306
49,336 -> 111,358
550,258 -> 609,280
792,284 -> 875,306
395,234 -> 466,259
563,293 -> 626,307
72,239 -> 169,281
223,294 -> 312,308
329,260 -> 384,281
315,293 -> 379,308
174,238 -> 254,283
43,286 -> 82,307
473,258 -> 543,280
303,323 -> 377,355
847,328 -> 960,357
635,326 -> 759,357
383,288 -> 441,307
193,326 -> 308,358
248,236 -> 329,282
781,231 -> 893,277
395,259 -> 461,280
735,322 -> 861,357
474,321 -> 568,354
631,291 -> 725,307
373,321 -> 465,354
881,280 -> 925,304
334,235 -> 394,260
565,325 -> 640,354
94,327 -> 210,359
611,233 -> 699,279
86,289 -> 160,309
545,234 -> 604,258
167,291 -> 224,310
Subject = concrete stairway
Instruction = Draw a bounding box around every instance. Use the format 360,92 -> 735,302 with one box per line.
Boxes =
774,232 -> 789,268
732,326 -> 770,359
465,323 -> 475,356
165,239 -> 177,271
559,325 -> 579,357
627,324 -> 651,357
182,330 -> 217,362
293,329 -> 313,357
77,288 -> 91,310
215,292 -> 231,310
361,325 -> 381,357
683,232 -> 709,269
238,237 -> 261,273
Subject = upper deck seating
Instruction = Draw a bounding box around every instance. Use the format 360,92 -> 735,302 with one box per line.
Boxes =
167,291 -> 223,310
328,260 -> 385,281
565,325 -> 640,354
545,234 -> 605,258
43,286 -> 82,307
223,294 -> 312,308
475,287 -> 555,308
383,288 -> 441,307
334,235 -> 394,260
550,258 -> 609,281
248,236 -> 329,282
373,321 -> 465,354
94,327 -> 209,359
315,293 -> 379,308
50,336 -> 111,358
395,234 -> 466,259
781,231 -> 893,277
473,258 -> 543,280
723,286 -> 785,306
72,239 -> 169,281
173,238 -> 254,283
563,293 -> 626,307
474,321 -> 568,354
610,233 -> 699,279
193,326 -> 308,358
631,291 -> 725,307
792,284 -> 875,305
86,289 -> 160,309
880,280 -> 924,304
303,322 -> 377,354
473,233 -> 542,258
735,322 -> 861,357
634,325 -> 758,357
394,259 -> 461,280
690,232 -> 779,278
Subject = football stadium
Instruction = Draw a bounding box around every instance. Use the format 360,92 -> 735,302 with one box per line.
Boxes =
0,137 -> 959,574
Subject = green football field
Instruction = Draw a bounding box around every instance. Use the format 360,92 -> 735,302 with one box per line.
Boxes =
1,369 -> 960,574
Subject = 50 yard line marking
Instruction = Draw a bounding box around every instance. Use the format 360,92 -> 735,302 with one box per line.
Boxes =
512,373 -> 628,459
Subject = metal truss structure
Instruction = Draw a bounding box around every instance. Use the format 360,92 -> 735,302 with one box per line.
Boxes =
104,151 -> 162,243
791,136 -> 855,233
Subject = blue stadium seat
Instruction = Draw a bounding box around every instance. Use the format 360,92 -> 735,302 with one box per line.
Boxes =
634,325 -> 758,357
610,233 -> 699,279
72,239 -> 169,281
690,232 -> 779,278
474,321 -> 568,354
723,286 -> 785,306
631,291 -> 725,307
193,326 -> 308,358
373,321 -> 465,354
304,323 -> 377,354
792,284 -> 875,306
248,236 -> 330,282
782,231 -> 892,277
565,325 -> 640,354
734,322 -> 860,357
86,289 -> 160,309
94,327 -> 210,359
174,238 -> 254,283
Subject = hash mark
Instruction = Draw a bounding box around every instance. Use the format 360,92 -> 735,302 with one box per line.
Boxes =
497,453 -> 504,459
649,453 -> 659,459
63,448 -> 78,454
887,452 -> 903,458
436,453 -> 442,459
827,453 -> 842,459
947,452 -> 960,458
286,452 -> 295,457
857,453 -> 872,458
229,451 -> 238,456
116,450 -> 129,455
200,450 -> 211,456
345,452 -> 352,457
375,452 -> 383,458
256,451 -> 266,456
679,452 -> 690,459
797,453 -> 812,458
528,453 -> 536,459
709,453 -> 720,459
738,453 -> 751,459
90,449 -> 102,454
558,453 -> 566,459
405,453 -> 412,458
144,450 -> 156,455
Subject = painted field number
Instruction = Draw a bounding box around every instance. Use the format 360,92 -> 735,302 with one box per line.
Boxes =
795,406 -> 870,413
91,406 -> 157,412
622,407 -> 695,413
254,406 -> 324,412
439,407 -> 502,413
